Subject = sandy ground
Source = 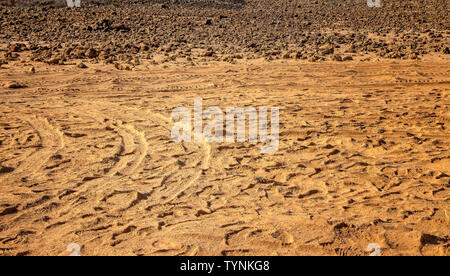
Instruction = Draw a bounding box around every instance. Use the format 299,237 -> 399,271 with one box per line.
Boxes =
0,0 -> 449,256
0,56 -> 449,256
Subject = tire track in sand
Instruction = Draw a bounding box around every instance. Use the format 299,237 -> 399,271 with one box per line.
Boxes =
60,101 -> 211,212
98,104 -> 212,204
148,110 -> 211,204
1,115 -> 64,180
76,106 -> 149,178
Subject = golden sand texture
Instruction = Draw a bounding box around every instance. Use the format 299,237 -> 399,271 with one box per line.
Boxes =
0,57 -> 449,256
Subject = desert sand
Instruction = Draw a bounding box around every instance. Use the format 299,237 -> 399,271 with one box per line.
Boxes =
0,0 -> 449,256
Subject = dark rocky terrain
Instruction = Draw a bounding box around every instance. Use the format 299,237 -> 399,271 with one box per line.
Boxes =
0,0 -> 448,66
